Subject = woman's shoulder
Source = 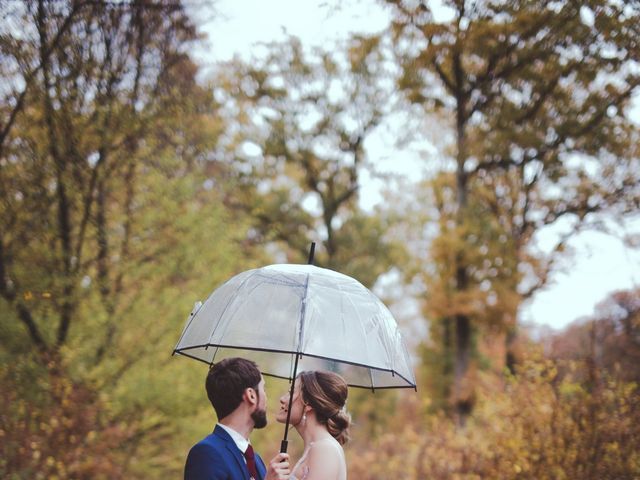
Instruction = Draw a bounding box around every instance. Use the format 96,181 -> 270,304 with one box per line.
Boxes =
300,438 -> 346,480
307,438 -> 345,465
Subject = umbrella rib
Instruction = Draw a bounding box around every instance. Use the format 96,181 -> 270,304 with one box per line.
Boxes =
252,271 -> 303,289
172,301 -> 202,354
205,270 -> 257,362
334,280 -> 383,390
380,314 -> 396,377
342,285 -> 378,377
372,297 -> 403,383
174,344 -> 416,384
296,271 -> 310,355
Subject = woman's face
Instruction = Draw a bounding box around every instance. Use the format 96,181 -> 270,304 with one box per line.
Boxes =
276,378 -> 305,425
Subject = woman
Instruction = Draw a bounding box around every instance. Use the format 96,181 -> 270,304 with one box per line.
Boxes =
276,370 -> 350,480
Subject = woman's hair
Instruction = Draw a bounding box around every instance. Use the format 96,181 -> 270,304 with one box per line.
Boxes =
299,370 -> 351,445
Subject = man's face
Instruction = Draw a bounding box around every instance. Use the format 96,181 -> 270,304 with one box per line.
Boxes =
251,377 -> 267,429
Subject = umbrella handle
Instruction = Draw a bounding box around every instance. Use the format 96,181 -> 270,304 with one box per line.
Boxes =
280,439 -> 288,454
280,353 -> 301,453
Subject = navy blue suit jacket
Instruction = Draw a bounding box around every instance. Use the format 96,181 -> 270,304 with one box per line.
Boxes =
184,425 -> 267,480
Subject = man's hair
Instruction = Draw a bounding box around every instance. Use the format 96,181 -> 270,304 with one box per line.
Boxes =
205,357 -> 262,420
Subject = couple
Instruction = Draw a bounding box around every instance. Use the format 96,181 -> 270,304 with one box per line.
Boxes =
184,357 -> 350,480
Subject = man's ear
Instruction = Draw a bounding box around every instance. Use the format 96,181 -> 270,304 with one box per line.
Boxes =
244,387 -> 257,405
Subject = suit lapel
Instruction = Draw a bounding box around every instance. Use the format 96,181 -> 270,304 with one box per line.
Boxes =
225,442 -> 250,480
213,425 -> 249,480
255,453 -> 267,480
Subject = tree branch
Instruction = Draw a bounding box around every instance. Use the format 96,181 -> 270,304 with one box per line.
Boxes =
433,59 -> 456,95
0,241 -> 48,349
0,1 -> 87,159
37,0 -> 75,348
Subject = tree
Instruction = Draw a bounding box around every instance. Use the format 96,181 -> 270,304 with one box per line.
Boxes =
0,1 -> 253,476
210,35 -> 407,284
0,0 -> 200,356
386,0 -> 640,420
548,287 -> 640,384
0,0 -> 89,160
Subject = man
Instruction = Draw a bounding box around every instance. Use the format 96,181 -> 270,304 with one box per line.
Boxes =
185,357 -> 290,480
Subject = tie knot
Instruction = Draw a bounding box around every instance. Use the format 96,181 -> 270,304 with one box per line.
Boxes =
244,444 -> 255,460
244,444 -> 259,479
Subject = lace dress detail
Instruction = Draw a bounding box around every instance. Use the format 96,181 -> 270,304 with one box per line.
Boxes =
290,444 -> 312,480
290,465 -> 310,480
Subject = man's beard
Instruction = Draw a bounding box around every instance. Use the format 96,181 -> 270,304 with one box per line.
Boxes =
251,408 -> 267,429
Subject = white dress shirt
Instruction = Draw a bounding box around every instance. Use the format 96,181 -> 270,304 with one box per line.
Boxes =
218,423 -> 251,460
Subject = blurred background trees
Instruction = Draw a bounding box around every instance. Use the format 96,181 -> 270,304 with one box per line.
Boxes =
209,34 -> 407,283
386,0 -> 640,422
1,0 -> 252,476
1,0 -> 639,478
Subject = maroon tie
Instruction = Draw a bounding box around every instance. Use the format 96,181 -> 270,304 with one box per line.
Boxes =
243,444 -> 259,480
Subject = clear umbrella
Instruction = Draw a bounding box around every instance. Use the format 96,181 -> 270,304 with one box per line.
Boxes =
173,252 -> 416,451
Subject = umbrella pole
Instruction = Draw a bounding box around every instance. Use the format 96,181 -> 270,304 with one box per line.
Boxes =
281,242 -> 314,453
280,352 -> 301,453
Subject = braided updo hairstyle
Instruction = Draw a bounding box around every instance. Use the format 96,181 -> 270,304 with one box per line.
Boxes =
298,370 -> 351,445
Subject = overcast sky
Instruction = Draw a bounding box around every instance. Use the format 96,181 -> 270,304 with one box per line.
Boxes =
191,0 -> 640,331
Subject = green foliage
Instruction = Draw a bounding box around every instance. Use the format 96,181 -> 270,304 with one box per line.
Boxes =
0,1 -> 263,477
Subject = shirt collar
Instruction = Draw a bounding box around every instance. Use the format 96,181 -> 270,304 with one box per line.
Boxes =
218,423 -> 250,453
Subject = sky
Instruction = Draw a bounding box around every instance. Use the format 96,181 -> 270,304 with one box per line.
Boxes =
191,0 -> 640,331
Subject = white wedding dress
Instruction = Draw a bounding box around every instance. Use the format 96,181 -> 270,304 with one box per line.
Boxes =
289,445 -> 311,480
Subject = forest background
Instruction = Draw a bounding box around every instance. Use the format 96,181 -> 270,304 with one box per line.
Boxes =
1,0 -> 639,478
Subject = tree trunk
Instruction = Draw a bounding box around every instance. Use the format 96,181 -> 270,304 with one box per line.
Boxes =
452,38 -> 473,423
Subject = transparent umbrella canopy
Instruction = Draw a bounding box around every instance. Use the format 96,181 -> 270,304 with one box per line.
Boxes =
173,261 -> 416,451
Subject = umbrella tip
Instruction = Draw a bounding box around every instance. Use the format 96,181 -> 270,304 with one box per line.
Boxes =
191,301 -> 203,315
307,242 -> 316,264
